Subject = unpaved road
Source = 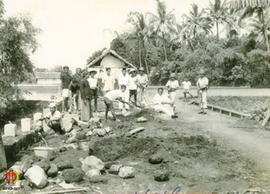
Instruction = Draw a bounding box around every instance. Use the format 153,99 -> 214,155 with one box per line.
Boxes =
177,100 -> 270,172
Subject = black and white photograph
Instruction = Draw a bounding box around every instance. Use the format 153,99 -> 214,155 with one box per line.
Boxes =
1,0 -> 270,193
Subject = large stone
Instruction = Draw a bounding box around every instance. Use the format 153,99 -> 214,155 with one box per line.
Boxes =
88,175 -> 108,184
34,160 -> 50,172
109,164 -> 123,175
136,117 -> 148,123
47,163 -> 58,177
77,120 -> 90,129
61,114 -> 75,132
25,165 -> 48,189
86,169 -> 101,178
93,128 -> 106,137
127,127 -> 145,137
89,117 -> 101,123
154,170 -> 170,182
118,166 -> 135,179
149,154 -> 163,164
81,156 -> 104,173
75,131 -> 86,140
56,161 -> 73,171
62,169 -> 84,183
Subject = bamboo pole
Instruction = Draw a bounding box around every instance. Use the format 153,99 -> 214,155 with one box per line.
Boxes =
0,134 -> 7,171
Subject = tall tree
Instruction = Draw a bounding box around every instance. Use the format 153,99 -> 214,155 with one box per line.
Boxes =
207,0 -> 229,40
230,0 -> 270,51
181,4 -> 212,49
148,0 -> 177,61
127,11 -> 150,73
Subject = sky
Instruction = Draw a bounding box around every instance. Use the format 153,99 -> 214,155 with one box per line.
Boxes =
4,0 -> 210,71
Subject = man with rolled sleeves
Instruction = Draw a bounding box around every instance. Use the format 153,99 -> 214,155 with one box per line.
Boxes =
60,66 -> 72,112
197,70 -> 209,114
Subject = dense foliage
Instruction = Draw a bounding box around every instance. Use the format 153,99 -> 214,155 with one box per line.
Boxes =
0,0 -> 39,108
87,0 -> 270,87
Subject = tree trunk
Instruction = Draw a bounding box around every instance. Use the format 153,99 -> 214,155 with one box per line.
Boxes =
138,39 -> 142,68
162,33 -> 167,61
216,21 -> 219,41
0,135 -> 7,171
260,9 -> 270,52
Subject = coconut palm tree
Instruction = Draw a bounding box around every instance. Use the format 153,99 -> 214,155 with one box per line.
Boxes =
181,4 -> 212,49
207,0 -> 229,40
148,0 -> 177,61
230,0 -> 270,51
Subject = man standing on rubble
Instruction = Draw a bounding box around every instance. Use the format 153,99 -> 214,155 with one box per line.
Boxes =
60,66 -> 72,112
129,69 -> 138,105
80,71 -> 93,121
104,85 -> 128,121
136,67 -> 148,106
197,69 -> 209,114
69,68 -> 82,113
87,70 -> 98,112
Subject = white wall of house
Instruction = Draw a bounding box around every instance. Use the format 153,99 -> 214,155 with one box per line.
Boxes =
37,79 -> 61,85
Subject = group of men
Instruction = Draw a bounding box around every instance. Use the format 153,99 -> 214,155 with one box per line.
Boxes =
44,66 -> 209,134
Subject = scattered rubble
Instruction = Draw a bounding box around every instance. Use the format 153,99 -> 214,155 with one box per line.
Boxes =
109,164 -> 123,175
127,127 -> 145,137
93,128 -> 106,137
62,168 -> 84,183
154,170 -> 170,182
86,169 -> 101,178
149,154 -> 163,164
34,160 -> 50,172
81,156 -> 105,172
118,166 -> 135,179
47,163 -> 58,177
56,161 -> 73,171
136,117 -> 148,123
88,175 -> 108,184
25,165 -> 48,189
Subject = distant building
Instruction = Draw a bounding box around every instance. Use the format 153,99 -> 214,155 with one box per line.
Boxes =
35,72 -> 61,85
87,49 -> 137,79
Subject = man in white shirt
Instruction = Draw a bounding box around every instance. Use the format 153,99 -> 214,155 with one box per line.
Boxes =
152,88 -> 177,118
129,69 -> 138,105
44,103 -> 64,134
102,67 -> 115,94
197,70 -> 209,114
104,85 -> 127,121
182,78 -> 192,101
87,70 -> 98,112
136,67 -> 149,106
118,68 -> 130,110
165,74 -> 180,103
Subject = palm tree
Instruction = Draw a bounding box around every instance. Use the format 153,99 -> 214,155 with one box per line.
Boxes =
230,0 -> 270,51
127,11 -> 150,74
249,9 -> 270,50
148,0 -> 177,61
207,0 -> 229,40
181,4 -> 212,49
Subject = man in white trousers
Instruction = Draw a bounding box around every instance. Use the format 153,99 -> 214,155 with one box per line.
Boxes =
197,70 -> 209,114
166,74 -> 179,112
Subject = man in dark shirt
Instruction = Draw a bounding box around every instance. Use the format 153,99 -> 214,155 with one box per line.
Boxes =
60,66 -> 72,112
69,68 -> 82,112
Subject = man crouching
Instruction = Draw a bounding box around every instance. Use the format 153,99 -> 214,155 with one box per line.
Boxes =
104,85 -> 127,121
43,103 -> 65,134
152,87 -> 178,118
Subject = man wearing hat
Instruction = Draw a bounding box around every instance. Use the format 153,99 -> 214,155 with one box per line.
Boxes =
166,73 -> 180,104
129,69 -> 138,105
87,69 -> 98,112
136,67 -> 148,105
197,69 -> 209,114
60,66 -> 72,112
44,103 -> 64,134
